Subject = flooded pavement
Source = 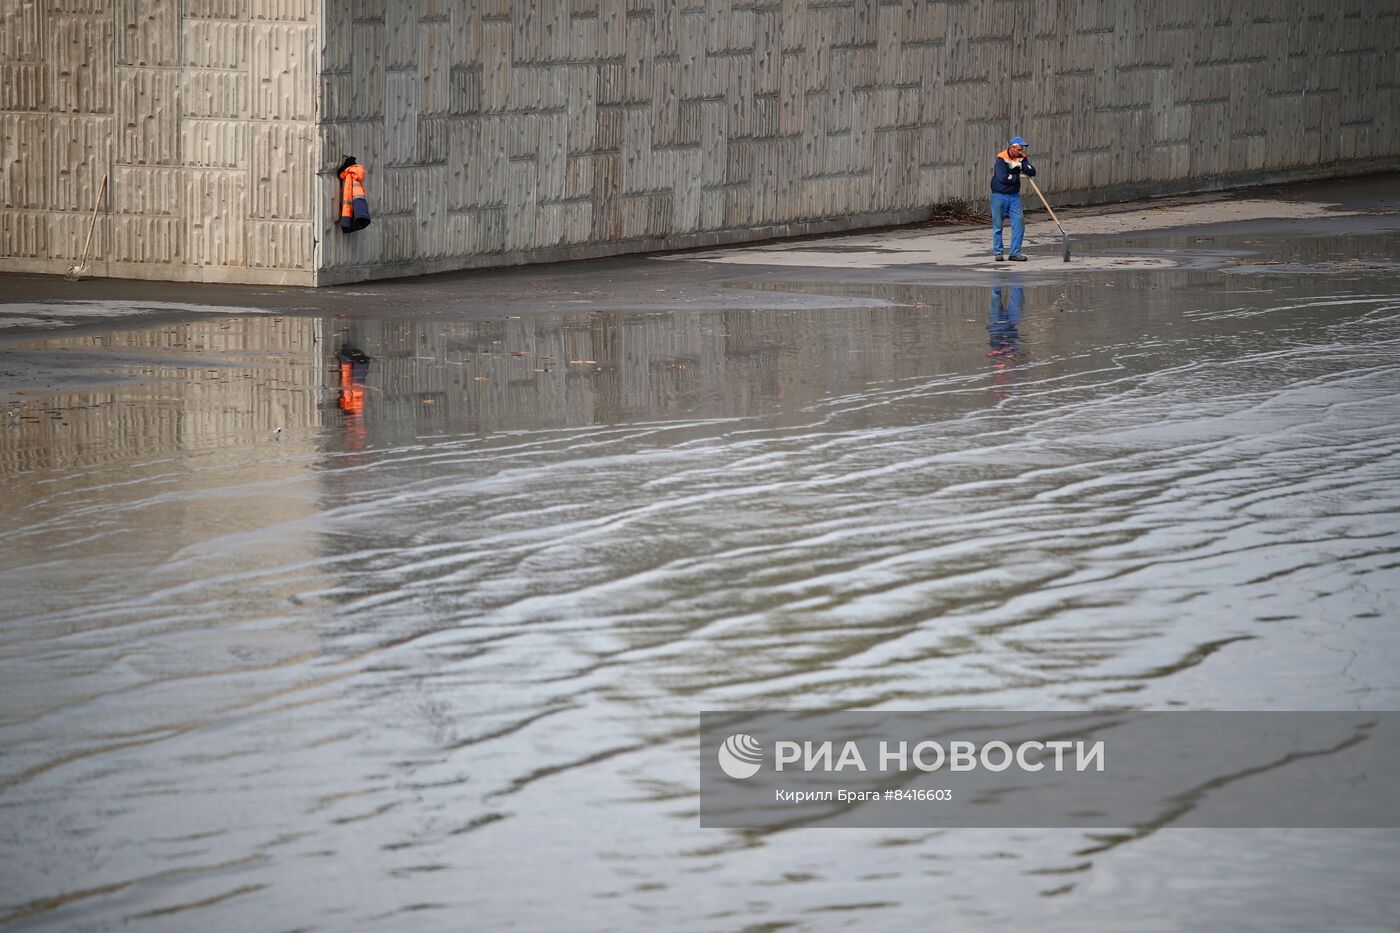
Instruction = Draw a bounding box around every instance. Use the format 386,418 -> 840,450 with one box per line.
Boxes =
3,204 -> 1400,930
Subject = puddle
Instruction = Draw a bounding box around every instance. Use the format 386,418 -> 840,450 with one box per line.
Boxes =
2,228 -> 1400,930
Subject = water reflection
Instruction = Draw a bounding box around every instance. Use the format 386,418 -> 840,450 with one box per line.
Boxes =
0,317 -> 324,474
987,285 -> 1024,361
315,307 -> 957,445
3,243 -> 1400,930
987,284 -> 1025,406
336,345 -> 371,417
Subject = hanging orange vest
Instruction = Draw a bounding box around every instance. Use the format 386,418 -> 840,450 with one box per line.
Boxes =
339,163 -> 371,232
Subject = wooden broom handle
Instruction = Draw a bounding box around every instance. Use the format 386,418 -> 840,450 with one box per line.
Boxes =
78,174 -> 108,267
1026,176 -> 1063,228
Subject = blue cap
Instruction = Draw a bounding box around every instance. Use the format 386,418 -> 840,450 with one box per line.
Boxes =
1009,136 -> 1028,147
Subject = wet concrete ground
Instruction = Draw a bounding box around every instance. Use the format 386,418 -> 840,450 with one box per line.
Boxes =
2,177 -> 1400,930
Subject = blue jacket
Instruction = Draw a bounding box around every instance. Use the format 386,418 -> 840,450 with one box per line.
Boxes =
990,149 -> 1035,195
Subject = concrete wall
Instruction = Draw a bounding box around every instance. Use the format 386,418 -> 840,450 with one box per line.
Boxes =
314,0 -> 1399,284
0,0 -> 320,285
3,0 -> 1398,286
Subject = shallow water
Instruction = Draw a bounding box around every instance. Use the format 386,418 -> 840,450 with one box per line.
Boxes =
2,230 -> 1400,931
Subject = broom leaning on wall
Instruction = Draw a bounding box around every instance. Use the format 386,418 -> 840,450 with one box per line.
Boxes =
65,174 -> 108,282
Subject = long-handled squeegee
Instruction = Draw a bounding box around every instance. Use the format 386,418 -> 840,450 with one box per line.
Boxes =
1026,177 -> 1070,262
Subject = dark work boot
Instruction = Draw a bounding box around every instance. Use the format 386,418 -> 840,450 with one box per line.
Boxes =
1008,254 -> 1028,262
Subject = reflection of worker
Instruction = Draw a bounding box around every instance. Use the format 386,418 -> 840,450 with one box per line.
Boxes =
987,286 -> 1023,358
337,345 -> 370,415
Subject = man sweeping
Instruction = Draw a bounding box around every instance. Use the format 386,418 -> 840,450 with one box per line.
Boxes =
990,136 -> 1035,262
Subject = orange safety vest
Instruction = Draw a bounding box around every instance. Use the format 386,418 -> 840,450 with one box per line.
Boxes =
339,163 -> 371,231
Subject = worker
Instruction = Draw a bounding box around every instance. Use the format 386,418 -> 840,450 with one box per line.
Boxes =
990,136 -> 1035,261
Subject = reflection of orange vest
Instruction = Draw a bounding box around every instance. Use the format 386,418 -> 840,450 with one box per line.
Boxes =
339,361 -> 365,414
339,164 -> 370,231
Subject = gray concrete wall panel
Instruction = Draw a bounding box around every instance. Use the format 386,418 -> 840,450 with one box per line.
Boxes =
1,0 -> 1396,285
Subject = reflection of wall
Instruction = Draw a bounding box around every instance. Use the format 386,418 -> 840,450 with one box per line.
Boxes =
0,317 -> 325,476
325,304 -> 999,443
0,317 -> 331,675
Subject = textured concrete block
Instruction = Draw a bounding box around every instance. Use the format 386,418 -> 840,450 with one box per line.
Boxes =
182,117 -> 250,168
384,69 -> 420,165
0,114 -> 48,210
375,214 -> 417,261
375,165 -> 427,215
183,18 -> 252,70
181,68 -> 251,119
319,120 -> 386,180
418,24 -> 451,116
1,62 -> 48,111
110,213 -> 183,262
48,114 -> 114,212
185,169 -> 248,266
348,0 -> 384,21
246,219 -> 312,268
112,164 -> 182,216
252,0 -> 315,21
116,0 -> 180,67
46,206 -> 109,264
383,0 -> 417,69
49,13 -> 114,113
469,207 -> 506,252
250,122 -> 314,219
116,67 -> 180,165
251,23 -> 316,120
345,19 -> 386,117
185,0 -> 252,20
1,0 -> 45,62
416,114 -> 450,164
0,209 -> 49,258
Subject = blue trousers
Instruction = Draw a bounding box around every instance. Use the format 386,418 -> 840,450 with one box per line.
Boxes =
990,192 -> 1024,256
